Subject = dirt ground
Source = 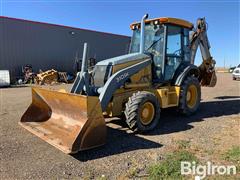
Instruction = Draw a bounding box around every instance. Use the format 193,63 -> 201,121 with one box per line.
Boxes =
0,73 -> 239,179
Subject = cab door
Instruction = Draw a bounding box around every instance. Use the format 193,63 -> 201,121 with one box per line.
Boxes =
164,26 -> 183,81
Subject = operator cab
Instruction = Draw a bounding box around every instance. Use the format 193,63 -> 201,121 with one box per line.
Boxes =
130,17 -> 193,83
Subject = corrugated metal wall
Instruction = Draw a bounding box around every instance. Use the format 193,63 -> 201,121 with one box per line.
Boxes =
0,17 -> 130,82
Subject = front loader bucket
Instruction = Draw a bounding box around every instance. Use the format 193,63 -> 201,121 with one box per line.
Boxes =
19,87 -> 106,154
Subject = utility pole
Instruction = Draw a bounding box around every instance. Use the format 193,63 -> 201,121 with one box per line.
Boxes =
224,57 -> 226,69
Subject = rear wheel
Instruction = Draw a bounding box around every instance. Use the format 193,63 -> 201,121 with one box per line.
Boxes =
124,91 -> 160,133
178,76 -> 201,115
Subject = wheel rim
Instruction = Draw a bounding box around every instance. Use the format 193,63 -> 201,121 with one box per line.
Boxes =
140,102 -> 155,125
186,85 -> 198,108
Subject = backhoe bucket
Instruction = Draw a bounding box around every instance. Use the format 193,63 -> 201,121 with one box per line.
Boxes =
199,58 -> 217,87
199,69 -> 217,87
19,87 -> 106,154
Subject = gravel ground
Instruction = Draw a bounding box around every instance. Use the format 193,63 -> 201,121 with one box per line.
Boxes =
0,73 -> 239,179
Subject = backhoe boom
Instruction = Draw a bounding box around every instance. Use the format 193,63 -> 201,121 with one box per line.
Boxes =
190,18 -> 217,87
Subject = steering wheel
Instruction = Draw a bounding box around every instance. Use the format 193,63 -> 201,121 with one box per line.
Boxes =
172,49 -> 181,56
150,49 -> 158,56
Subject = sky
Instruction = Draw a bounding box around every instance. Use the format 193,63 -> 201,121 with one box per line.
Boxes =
0,0 -> 239,67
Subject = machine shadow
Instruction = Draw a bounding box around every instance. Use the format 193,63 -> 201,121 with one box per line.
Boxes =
110,99 -> 240,136
148,99 -> 240,135
214,96 -> 240,100
72,99 -> 239,161
72,127 -> 162,161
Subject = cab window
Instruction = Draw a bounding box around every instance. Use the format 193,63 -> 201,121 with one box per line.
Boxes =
164,26 -> 183,80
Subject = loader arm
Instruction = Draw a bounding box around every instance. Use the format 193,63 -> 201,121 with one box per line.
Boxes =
190,18 -> 217,87
99,58 -> 151,111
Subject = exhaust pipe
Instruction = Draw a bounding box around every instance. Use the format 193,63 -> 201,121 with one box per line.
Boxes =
140,14 -> 149,54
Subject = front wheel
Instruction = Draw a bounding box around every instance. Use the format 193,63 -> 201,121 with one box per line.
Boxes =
124,91 -> 161,133
178,76 -> 201,115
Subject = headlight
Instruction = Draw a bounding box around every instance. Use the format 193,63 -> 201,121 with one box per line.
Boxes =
154,20 -> 159,25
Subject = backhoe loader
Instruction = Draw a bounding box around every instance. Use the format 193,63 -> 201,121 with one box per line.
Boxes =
20,14 -> 217,154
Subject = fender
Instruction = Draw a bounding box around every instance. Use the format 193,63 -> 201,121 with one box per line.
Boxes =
173,64 -> 200,86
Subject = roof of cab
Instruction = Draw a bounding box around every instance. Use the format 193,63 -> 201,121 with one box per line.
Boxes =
130,17 -> 193,29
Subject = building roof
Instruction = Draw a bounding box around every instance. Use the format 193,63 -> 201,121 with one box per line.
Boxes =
130,17 -> 193,29
0,16 -> 130,38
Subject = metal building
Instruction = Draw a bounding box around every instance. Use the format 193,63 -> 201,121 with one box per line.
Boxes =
0,16 -> 130,82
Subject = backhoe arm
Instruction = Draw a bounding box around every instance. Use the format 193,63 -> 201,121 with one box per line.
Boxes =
190,18 -> 217,87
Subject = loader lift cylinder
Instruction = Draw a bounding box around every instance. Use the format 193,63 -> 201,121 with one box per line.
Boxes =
70,43 -> 90,94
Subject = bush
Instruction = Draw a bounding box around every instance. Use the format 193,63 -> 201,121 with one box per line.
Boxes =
148,150 -> 198,180
223,146 -> 240,163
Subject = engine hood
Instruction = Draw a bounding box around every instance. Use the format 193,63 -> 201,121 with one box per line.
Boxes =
96,53 -> 151,66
